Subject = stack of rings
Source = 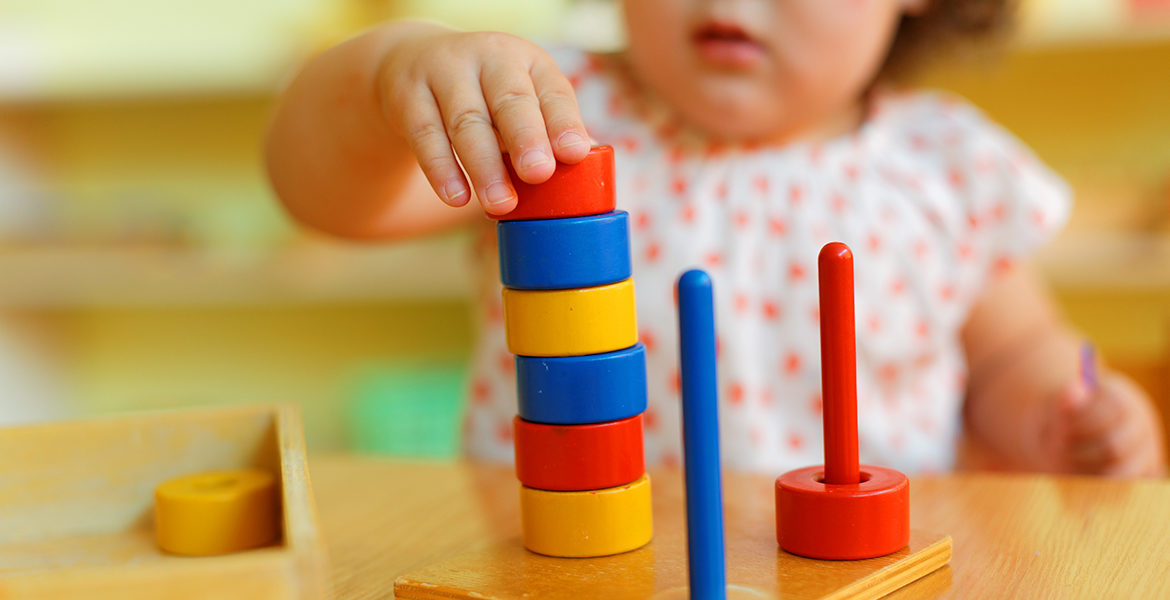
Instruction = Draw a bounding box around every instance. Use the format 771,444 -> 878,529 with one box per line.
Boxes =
496,146 -> 653,558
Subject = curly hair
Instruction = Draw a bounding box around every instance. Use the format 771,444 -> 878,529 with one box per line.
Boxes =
881,0 -> 1014,81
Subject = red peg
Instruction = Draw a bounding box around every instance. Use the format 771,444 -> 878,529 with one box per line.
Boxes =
775,242 -> 909,560
819,242 -> 859,485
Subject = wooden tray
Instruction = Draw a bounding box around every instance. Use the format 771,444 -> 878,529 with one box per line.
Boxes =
0,405 -> 329,599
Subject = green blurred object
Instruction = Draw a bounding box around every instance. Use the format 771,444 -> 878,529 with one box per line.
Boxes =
346,359 -> 469,458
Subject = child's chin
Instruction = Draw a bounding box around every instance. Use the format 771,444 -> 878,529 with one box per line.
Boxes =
681,89 -> 784,140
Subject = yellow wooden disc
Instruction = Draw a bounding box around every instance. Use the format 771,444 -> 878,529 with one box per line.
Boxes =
520,473 -> 653,557
154,468 -> 280,556
503,279 -> 638,357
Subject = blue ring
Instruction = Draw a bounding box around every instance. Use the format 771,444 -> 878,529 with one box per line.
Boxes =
498,211 -> 631,290
517,343 -> 647,425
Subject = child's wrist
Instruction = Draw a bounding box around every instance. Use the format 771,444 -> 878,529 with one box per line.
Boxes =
965,330 -> 1082,470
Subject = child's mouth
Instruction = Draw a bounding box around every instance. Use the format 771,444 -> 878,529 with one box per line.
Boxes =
692,21 -> 766,68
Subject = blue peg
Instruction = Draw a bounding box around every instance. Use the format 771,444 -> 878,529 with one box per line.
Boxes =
677,269 -> 726,600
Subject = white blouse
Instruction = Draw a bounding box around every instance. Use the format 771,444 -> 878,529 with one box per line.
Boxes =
462,49 -> 1070,475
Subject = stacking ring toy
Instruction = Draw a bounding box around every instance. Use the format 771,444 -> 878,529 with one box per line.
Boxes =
775,466 -> 909,560
503,279 -> 637,356
495,146 -> 616,221
516,343 -> 647,425
520,474 -> 653,557
498,211 -> 630,290
513,414 -> 645,491
775,243 -> 910,560
154,468 -> 280,556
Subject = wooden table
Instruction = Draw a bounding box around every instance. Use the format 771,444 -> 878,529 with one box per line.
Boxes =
309,455 -> 1170,599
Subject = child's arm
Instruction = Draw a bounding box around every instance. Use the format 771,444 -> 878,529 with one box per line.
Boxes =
264,21 -> 591,239
962,266 -> 1166,477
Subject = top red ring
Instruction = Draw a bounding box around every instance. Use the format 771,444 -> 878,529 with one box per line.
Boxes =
494,145 -> 616,221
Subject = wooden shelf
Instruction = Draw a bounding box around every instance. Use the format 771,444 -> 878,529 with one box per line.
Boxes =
1016,0 -> 1170,51
0,231 -> 1163,307
0,1 -> 571,103
0,234 -> 474,308
0,2 -> 327,102
1037,232 -> 1170,291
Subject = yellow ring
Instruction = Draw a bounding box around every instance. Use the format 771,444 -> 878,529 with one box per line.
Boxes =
520,473 -> 653,557
503,279 -> 638,357
154,468 -> 280,556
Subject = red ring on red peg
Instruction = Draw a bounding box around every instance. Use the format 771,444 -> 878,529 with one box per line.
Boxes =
513,414 -> 644,491
494,146 -> 616,221
775,465 -> 909,560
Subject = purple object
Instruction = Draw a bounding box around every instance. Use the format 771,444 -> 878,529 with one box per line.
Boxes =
1080,342 -> 1098,391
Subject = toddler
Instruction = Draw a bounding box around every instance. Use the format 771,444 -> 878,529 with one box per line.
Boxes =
266,0 -> 1165,477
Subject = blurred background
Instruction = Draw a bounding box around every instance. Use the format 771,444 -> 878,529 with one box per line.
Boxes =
0,0 -> 1167,458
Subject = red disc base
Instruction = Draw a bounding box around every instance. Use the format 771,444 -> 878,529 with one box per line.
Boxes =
775,465 -> 909,560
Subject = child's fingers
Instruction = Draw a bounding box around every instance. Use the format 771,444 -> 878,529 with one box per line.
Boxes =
530,58 -> 590,164
398,86 -> 471,207
480,61 -> 556,185
1058,372 -> 1165,478
1064,390 -> 1123,440
1101,443 -> 1163,478
433,79 -> 517,215
1068,413 -> 1146,472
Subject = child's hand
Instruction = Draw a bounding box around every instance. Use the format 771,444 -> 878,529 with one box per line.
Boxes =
378,23 -> 592,215
1043,374 -> 1166,477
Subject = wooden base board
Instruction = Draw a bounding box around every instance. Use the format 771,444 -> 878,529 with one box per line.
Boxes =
395,530 -> 949,600
395,472 -> 950,600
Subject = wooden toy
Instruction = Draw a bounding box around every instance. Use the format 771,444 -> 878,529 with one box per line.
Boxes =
394,467 -> 952,599
677,269 -> 727,599
519,474 -> 653,558
516,343 -> 647,425
503,279 -> 638,356
498,210 -> 631,289
399,239 -> 952,597
495,146 -> 648,561
775,242 -> 910,560
493,146 -> 616,221
513,414 -> 645,491
154,468 -> 280,556
0,405 -> 328,599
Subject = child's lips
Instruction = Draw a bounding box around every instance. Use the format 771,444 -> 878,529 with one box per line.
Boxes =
692,21 -> 766,68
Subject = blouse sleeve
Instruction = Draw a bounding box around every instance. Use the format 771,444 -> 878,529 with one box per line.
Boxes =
539,45 -> 633,145
934,96 -> 1072,277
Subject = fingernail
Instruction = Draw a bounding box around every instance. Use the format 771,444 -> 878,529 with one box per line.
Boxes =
442,182 -> 468,206
518,148 -> 553,171
557,131 -> 589,151
484,181 -> 515,207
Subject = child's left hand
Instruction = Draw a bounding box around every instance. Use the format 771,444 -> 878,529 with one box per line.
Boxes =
1046,373 -> 1167,477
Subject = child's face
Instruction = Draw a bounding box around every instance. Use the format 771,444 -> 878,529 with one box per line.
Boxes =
621,0 -> 919,143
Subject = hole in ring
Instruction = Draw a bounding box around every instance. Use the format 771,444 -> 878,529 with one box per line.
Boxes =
813,471 -> 872,484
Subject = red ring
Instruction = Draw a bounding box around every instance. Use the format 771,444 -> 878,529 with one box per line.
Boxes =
513,414 -> 644,491
775,465 -> 909,560
494,146 -> 616,221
